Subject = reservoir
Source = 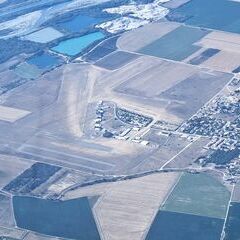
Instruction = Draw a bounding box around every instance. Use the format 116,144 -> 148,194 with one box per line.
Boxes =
51,31 -> 105,56
59,15 -> 104,33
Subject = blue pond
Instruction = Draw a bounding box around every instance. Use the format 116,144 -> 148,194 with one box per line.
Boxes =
51,31 -> 105,56
13,196 -> 100,240
168,0 -> 240,34
27,53 -> 61,70
59,15 -> 104,33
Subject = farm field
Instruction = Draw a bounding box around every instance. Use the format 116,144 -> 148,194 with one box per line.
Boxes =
65,172 -> 180,240
162,172 -> 230,219
146,172 -> 231,240
22,27 -> 64,43
0,105 -> 30,122
0,194 -> 15,227
167,0 -> 240,34
146,210 -> 224,240
13,196 -> 100,240
0,0 -> 239,239
0,154 -> 32,189
14,62 -> 42,79
138,25 -> 209,61
27,52 -> 62,71
95,51 -> 140,70
224,202 -> 240,240
112,56 -> 232,123
118,20 -> 240,73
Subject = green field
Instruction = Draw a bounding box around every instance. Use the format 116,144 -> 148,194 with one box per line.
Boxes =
162,172 -> 230,219
14,62 -> 42,80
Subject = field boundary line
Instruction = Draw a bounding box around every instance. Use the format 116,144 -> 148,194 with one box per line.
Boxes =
220,183 -> 235,240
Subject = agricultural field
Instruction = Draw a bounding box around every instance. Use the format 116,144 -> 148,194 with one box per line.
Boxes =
146,172 -> 231,240
22,27 -> 64,43
118,20 -> 240,73
3,162 -> 61,195
138,25 -> 209,61
0,154 -> 32,189
13,196 -> 100,240
112,56 -> 232,123
162,173 -> 230,218
65,172 -> 180,240
0,194 -> 15,227
0,105 -> 30,123
0,0 -> 239,239
146,210 -> 224,240
95,51 -> 140,70
82,35 -> 119,63
14,62 -> 42,80
27,52 -> 63,71
167,0 -> 240,34
224,202 -> 240,240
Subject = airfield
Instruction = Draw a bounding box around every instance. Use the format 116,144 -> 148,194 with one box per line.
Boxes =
0,0 -> 239,239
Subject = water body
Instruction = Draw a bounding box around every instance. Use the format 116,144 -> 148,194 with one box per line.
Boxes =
59,15 -> 104,33
13,196 -> 100,240
168,0 -> 240,34
51,31 -> 105,56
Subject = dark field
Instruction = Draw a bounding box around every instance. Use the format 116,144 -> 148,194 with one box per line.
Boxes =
95,51 -> 139,70
224,202 -> 240,240
4,162 -> 61,194
0,38 -> 43,64
233,66 -> 240,74
188,48 -> 220,65
167,0 -> 240,34
83,36 -> 119,62
27,52 -> 62,70
138,26 -> 209,61
146,210 -> 224,240
13,196 -> 100,240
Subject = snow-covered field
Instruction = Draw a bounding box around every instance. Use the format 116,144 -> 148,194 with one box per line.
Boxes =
97,0 -> 170,33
